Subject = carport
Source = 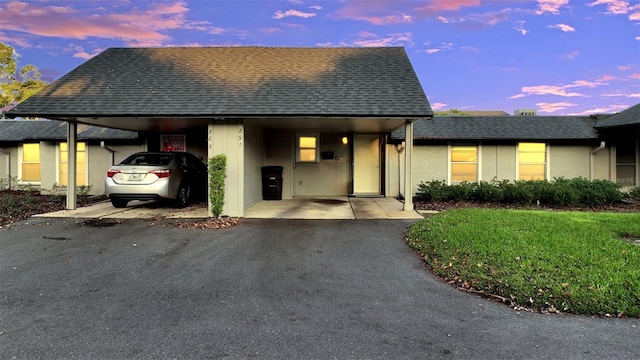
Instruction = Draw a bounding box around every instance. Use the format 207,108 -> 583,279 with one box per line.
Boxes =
8,47 -> 432,217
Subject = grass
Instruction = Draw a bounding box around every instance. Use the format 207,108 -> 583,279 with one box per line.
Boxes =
406,209 -> 640,317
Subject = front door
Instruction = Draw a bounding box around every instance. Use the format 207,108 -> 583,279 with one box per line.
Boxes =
353,134 -> 381,195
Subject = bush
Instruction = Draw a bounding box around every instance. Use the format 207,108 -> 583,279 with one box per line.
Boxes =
471,180 -> 504,202
415,178 -> 625,207
628,187 -> 640,201
208,154 -> 227,218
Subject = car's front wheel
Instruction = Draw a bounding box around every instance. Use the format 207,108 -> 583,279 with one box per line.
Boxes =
175,184 -> 190,208
111,199 -> 129,208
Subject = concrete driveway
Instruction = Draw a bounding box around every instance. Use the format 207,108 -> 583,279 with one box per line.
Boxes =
1,218 -> 638,359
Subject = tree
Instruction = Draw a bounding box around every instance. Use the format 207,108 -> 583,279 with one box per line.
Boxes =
434,109 -> 470,116
0,42 -> 47,113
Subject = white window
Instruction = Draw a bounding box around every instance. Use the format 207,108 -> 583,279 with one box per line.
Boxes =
450,143 -> 478,183
296,133 -> 319,163
21,143 -> 41,183
518,142 -> 546,180
59,142 -> 87,186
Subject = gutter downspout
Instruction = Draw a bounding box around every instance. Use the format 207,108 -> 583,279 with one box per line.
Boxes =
590,141 -> 606,180
0,148 -> 10,190
100,141 -> 116,165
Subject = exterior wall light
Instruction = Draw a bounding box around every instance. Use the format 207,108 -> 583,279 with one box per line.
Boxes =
341,136 -> 349,145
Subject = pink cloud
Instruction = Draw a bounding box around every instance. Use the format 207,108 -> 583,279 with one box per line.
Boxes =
509,79 -> 610,99
549,23 -> 575,32
564,51 -> 580,60
415,0 -> 482,15
536,102 -> 576,113
588,0 -> 632,15
431,102 -> 448,111
631,73 -> 640,79
0,1 -> 200,46
353,32 -> 413,47
514,21 -> 528,35
260,28 -> 282,34
273,9 -> 316,19
536,0 -> 569,15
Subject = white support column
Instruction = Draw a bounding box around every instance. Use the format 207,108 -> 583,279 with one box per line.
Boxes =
207,119 -> 244,217
403,121 -> 413,211
66,122 -> 77,210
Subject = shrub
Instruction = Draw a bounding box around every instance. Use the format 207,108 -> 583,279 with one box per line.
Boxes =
415,177 -> 624,207
502,181 -> 534,205
208,154 -> 227,218
415,180 -> 448,202
471,180 -> 504,202
628,187 -> 640,201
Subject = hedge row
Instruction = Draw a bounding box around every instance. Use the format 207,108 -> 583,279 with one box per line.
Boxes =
415,178 -> 638,207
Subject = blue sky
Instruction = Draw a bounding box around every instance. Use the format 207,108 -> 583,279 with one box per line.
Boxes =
1,0 -> 638,115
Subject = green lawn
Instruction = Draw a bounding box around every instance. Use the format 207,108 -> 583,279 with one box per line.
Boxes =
406,209 -> 640,317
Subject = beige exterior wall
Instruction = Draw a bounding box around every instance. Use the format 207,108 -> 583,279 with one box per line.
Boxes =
208,119 -> 244,217
549,145 -> 591,179
387,142 -> 621,200
39,141 -> 57,192
244,122 -> 265,208
263,129 -> 350,197
480,144 -> 517,181
294,133 -> 350,196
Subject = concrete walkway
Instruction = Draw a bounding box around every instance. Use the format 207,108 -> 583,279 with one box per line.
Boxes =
34,196 -> 424,220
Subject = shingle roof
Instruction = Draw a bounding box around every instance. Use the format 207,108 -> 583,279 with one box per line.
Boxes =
595,103 -> 640,128
391,116 -> 599,141
8,47 -> 432,118
0,120 -> 139,141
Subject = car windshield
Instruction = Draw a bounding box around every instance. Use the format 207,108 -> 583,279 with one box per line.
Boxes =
120,154 -> 174,166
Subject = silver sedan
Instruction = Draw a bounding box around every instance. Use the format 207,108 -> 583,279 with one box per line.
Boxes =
105,152 -> 208,208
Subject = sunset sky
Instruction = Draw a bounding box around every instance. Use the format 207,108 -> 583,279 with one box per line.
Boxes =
0,0 -> 638,115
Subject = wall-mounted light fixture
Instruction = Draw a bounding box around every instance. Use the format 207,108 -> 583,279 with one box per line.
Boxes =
341,136 -> 349,145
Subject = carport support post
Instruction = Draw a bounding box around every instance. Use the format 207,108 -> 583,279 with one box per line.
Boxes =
403,121 -> 413,211
207,119 -> 244,217
66,122 -> 77,210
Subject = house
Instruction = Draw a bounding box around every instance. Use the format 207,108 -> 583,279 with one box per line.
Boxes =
593,103 -> 640,187
6,47 -> 433,216
387,105 -> 639,197
0,120 -> 142,193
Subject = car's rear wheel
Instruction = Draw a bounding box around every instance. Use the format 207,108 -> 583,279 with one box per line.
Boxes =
175,184 -> 190,208
111,199 -> 128,208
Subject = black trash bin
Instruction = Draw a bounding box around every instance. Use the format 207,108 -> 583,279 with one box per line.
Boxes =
261,166 -> 283,200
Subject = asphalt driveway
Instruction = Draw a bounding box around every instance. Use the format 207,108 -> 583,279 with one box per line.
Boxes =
1,218 -> 638,359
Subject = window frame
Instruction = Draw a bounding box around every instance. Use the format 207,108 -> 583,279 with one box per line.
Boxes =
517,142 -> 547,180
296,133 -> 320,163
19,142 -> 41,184
58,142 -> 88,187
449,142 -> 479,184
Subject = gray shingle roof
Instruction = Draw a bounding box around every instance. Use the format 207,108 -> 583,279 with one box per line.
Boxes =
0,120 -> 138,141
8,47 -> 432,118
595,103 -> 640,128
391,116 -> 599,141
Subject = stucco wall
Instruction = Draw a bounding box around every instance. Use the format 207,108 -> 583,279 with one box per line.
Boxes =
244,122 -> 265,208
293,133 -> 350,196
0,145 -> 18,189
388,142 -> 617,199
549,145 -> 591,179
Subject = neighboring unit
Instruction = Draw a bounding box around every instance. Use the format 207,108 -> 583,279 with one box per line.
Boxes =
0,120 -> 142,194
